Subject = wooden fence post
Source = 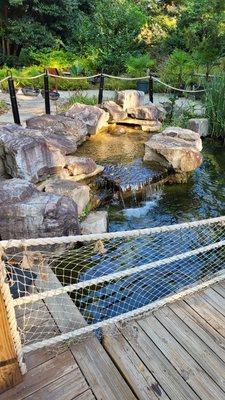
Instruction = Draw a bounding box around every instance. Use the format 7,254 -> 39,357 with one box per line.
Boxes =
44,71 -> 51,114
0,261 -> 23,393
7,77 -> 21,125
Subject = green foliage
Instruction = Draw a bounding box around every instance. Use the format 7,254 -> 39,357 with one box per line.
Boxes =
59,91 -> 97,113
204,75 -> 225,138
160,49 -> 195,87
125,55 -> 155,77
0,99 -> 9,115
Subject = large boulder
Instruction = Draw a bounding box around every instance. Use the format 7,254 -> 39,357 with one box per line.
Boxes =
162,126 -> 202,151
127,104 -> 161,121
65,156 -> 104,180
0,179 -> 80,239
101,101 -> 127,122
81,211 -> 108,234
187,118 -> 209,137
26,114 -> 88,154
144,127 -> 203,173
0,124 -> 65,183
116,90 -> 145,111
41,178 -> 90,216
65,103 -> 109,135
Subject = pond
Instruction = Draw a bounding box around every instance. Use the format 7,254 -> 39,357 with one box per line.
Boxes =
70,128 -> 225,324
76,127 -> 225,231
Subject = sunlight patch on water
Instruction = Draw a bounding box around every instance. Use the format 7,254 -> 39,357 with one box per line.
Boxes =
122,191 -> 162,219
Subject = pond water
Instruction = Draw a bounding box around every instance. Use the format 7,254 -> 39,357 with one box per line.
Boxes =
76,128 -> 225,231
71,128 -> 225,324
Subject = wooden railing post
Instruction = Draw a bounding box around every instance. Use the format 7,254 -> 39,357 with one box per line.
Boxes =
0,260 -> 22,393
44,71 -> 51,114
7,77 -> 20,125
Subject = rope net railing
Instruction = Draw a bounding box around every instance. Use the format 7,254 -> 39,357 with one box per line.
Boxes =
2,216 -> 225,355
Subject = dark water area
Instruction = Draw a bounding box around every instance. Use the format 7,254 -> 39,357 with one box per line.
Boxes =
72,130 -> 225,323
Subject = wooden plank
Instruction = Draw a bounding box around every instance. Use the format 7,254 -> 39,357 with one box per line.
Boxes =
155,306 -> 225,392
72,389 -> 96,400
121,320 -> 199,400
202,288 -> 225,316
169,300 -> 225,363
0,289 -> 22,393
186,294 -> 225,338
0,351 -> 78,400
103,325 -> 169,400
139,313 -> 225,400
41,268 -> 137,400
213,283 -> 225,298
24,368 -> 88,400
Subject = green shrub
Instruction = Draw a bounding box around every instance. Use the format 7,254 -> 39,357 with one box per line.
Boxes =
204,75 -> 225,138
125,54 -> 155,77
160,49 -> 195,87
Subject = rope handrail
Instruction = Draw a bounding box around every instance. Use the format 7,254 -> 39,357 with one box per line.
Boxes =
13,238 -> 225,307
0,72 -> 207,94
152,77 -> 206,93
0,76 -> 11,84
1,216 -> 225,250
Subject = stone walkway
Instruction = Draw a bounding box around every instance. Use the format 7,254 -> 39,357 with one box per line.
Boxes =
0,90 -> 204,125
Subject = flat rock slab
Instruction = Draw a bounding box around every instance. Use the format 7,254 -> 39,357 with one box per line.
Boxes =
65,156 -> 104,181
162,126 -> 202,151
0,123 -> 65,183
65,103 -> 109,135
26,114 -> 88,155
112,118 -> 162,132
41,178 -> 90,216
81,211 -> 108,234
0,178 -> 80,239
103,160 -> 163,192
127,104 -> 160,121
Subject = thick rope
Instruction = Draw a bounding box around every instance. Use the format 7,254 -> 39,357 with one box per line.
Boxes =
152,77 -> 205,93
0,246 -> 26,374
2,216 -> 225,250
13,238 -> 225,307
21,269 -> 225,353
48,73 -> 100,80
13,73 -> 46,80
0,76 -> 10,84
103,74 -> 150,81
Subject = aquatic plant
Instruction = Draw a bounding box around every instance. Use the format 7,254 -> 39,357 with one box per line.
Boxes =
204,74 -> 225,139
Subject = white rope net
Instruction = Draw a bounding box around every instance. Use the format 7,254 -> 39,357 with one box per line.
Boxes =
2,216 -> 225,353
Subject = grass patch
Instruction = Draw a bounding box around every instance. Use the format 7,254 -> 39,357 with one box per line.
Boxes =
204,74 -> 225,138
59,91 -> 97,112
0,100 -> 9,115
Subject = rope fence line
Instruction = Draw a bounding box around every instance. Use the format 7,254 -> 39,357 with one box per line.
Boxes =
1,215 -> 225,250
152,76 -> 206,93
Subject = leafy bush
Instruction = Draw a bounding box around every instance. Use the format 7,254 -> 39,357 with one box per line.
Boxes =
160,49 -> 195,87
125,54 -> 155,77
204,75 -> 225,138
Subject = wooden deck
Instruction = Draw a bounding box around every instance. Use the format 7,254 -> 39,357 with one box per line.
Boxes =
2,279 -> 225,399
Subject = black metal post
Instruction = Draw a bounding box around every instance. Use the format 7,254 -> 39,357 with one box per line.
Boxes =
44,72 -> 51,114
149,75 -> 154,103
8,77 -> 20,125
98,74 -> 105,104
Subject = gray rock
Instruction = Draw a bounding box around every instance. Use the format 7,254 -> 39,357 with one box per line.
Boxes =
116,90 -> 145,111
81,211 -> 108,234
0,179 -> 80,239
187,118 -> 209,137
144,127 -> 203,173
65,156 -> 98,176
65,103 -> 109,135
127,104 -> 159,121
26,114 -> 88,154
42,178 -> 90,216
0,124 -> 66,183
101,101 -> 127,122
112,118 -> 162,132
